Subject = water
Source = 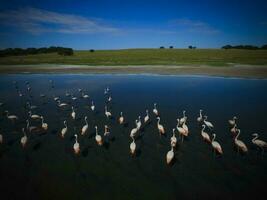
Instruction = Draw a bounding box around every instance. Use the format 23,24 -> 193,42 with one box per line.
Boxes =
0,74 -> 267,200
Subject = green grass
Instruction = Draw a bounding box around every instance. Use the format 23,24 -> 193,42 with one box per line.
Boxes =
1,48 -> 267,66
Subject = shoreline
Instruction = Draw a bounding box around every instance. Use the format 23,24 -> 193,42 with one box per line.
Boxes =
1,64 -> 267,79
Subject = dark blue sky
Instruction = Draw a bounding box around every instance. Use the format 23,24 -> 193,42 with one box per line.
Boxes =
0,0 -> 267,49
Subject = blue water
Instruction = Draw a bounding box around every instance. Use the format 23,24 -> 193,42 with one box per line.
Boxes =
0,74 -> 267,200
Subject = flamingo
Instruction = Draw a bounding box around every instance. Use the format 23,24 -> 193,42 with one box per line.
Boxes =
61,120 -> 68,138
166,147 -> 174,165
252,133 -> 267,153
20,128 -> 27,148
201,125 -> 211,143
71,96 -> 77,101
95,126 -> 103,146
136,116 -> 142,130
26,102 -> 37,109
104,125 -> 110,137
41,116 -> 48,130
73,134 -> 80,154
53,96 -> 60,101
144,110 -> 149,123
26,120 -> 37,133
5,111 -> 18,120
179,110 -> 187,125
171,129 -> 177,147
153,103 -> 159,116
57,100 -> 68,107
234,129 -> 248,154
204,116 -> 214,129
197,109 -> 203,122
176,119 -> 188,143
108,96 -> 112,102
105,106 -> 112,118
130,120 -> 138,138
71,106 -> 76,120
82,92 -> 89,99
156,117 -> 165,135
81,116 -> 88,135
91,101 -> 95,111
119,112 -> 124,124
229,116 -> 237,126
211,134 -> 223,155
130,136 -> 136,155
29,111 -> 41,120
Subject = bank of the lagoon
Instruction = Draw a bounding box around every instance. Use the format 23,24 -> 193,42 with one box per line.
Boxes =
1,64 -> 267,79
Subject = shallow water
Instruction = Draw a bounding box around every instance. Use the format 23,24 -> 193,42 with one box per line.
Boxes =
0,74 -> 267,200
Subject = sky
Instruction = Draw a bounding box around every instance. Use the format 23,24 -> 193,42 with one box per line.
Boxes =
0,0 -> 267,49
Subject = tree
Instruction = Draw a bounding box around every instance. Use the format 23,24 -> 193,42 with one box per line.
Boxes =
188,45 -> 193,49
90,49 -> 95,52
261,44 -> 267,49
222,45 -> 232,49
169,46 -> 173,49
159,46 -> 165,49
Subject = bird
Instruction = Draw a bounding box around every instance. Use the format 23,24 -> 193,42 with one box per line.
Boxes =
20,128 -> 27,148
234,129 -> 248,154
61,120 -> 68,138
104,125 -> 110,137
230,124 -> 238,135
204,116 -> 214,129
91,101 -> 95,111
41,116 -> 48,130
65,91 -> 71,97
82,92 -> 89,99
166,147 -> 174,165
153,103 -> 159,116
176,119 -> 188,143
95,126 -> 103,146
29,111 -> 41,120
53,96 -> 60,101
252,133 -> 267,153
130,120 -> 138,138
81,116 -> 88,135
156,117 -> 165,135
197,109 -> 203,122
118,112 -> 124,124
71,106 -> 76,120
136,116 -> 142,130
73,134 -> 80,154
211,134 -> 223,155
107,96 -> 112,102
179,110 -> 187,125
105,106 -> 112,118
170,129 -> 177,147
144,109 -> 149,123
57,100 -> 68,107
26,102 -> 37,109
26,120 -> 37,133
229,116 -> 237,126
201,125 -> 211,143
130,136 -> 136,155
5,110 -> 18,120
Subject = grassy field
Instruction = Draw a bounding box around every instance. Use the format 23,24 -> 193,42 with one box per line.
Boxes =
1,49 -> 267,66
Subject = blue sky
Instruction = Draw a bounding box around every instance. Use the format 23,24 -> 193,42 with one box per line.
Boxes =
0,0 -> 267,49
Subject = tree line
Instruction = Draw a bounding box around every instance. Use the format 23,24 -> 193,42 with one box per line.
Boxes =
0,46 -> 74,57
222,44 -> 267,50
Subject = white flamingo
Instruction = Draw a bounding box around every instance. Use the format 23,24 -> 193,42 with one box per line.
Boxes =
57,100 -> 68,107
144,110 -> 149,123
166,147 -> 174,165
105,106 -> 112,118
234,129 -> 248,154
171,129 -> 177,147
130,136 -> 136,155
230,124 -> 238,135
119,112 -> 124,124
153,103 -> 159,116
130,120 -> 138,138
136,116 -> 142,130
5,111 -> 18,120
73,134 -> 80,154
156,117 -> 165,135
95,126 -> 103,146
197,109 -> 203,122
204,116 -> 214,129
41,116 -> 48,130
71,106 -> 76,120
229,116 -> 237,126
108,96 -> 112,102
179,110 -> 187,125
211,134 -> 223,155
104,125 -> 110,137
176,119 -> 188,143
252,133 -> 267,153
201,125 -> 211,143
91,101 -> 95,111
29,111 -> 41,120
81,116 -> 88,135
82,92 -> 89,99
20,128 -> 27,148
61,120 -> 68,138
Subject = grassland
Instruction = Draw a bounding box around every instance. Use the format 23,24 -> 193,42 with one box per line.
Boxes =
1,49 -> 267,78
1,48 -> 267,66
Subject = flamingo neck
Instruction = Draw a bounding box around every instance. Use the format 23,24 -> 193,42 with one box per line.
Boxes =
201,126 -> 205,132
252,135 -> 258,142
212,135 -> 216,142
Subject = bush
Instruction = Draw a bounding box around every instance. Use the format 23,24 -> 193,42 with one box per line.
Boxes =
90,49 -> 95,52
159,46 -> 165,49
169,46 -> 174,49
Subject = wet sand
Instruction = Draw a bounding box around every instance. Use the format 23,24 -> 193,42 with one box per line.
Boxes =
0,64 -> 267,78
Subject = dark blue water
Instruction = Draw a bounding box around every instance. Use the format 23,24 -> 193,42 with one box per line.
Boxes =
0,74 -> 267,200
